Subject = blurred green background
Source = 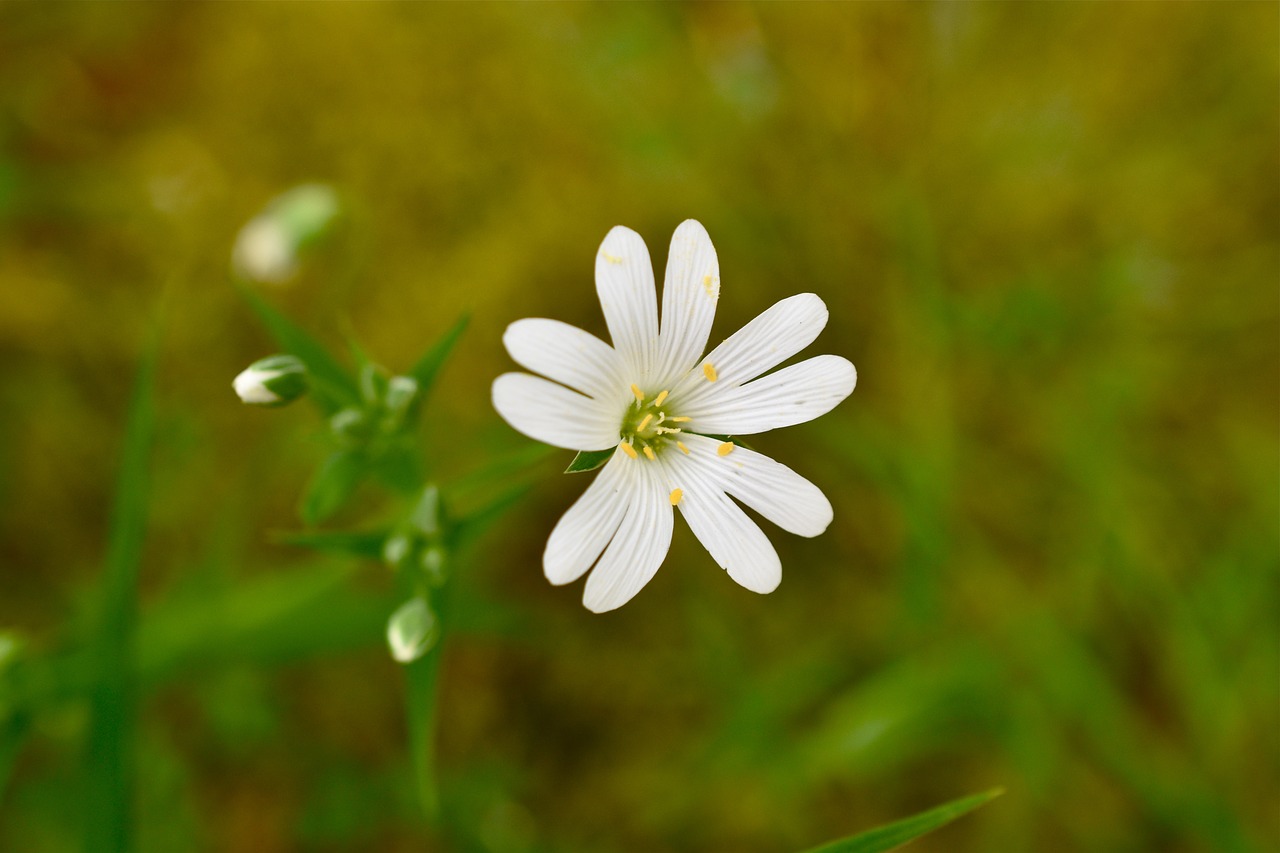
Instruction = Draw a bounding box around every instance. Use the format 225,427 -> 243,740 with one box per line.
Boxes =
1,3 -> 1277,852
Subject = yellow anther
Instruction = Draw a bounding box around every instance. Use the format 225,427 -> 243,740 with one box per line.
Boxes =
717,441 -> 735,457
669,416 -> 691,423
677,441 -> 690,455
703,274 -> 718,297
630,384 -> 645,402
653,390 -> 669,406
643,446 -> 656,461
669,488 -> 683,506
703,363 -> 718,382
637,413 -> 653,432
619,441 -> 638,459
603,252 -> 624,265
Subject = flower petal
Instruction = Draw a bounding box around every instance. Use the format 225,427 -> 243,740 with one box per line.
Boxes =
681,355 -> 856,435
503,318 -> 630,405
659,450 -> 781,594
492,372 -> 622,451
596,226 -> 659,379
676,434 -> 833,537
582,455 -> 673,612
543,451 -> 631,585
671,293 -> 829,410
653,219 -> 720,387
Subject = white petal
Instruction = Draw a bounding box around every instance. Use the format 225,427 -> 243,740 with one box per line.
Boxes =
582,456 -> 673,612
543,451 -> 630,585
659,451 -> 781,594
681,355 -> 856,435
503,318 -> 630,405
653,220 -> 720,387
675,434 -> 833,537
671,293 -> 829,410
492,373 -> 621,451
596,226 -> 659,379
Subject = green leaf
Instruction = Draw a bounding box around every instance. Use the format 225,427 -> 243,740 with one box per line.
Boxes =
301,449 -> 367,526
239,286 -> 360,414
800,788 -> 1003,853
272,528 -> 389,559
407,312 -> 469,405
565,448 -> 613,474
84,326 -> 160,853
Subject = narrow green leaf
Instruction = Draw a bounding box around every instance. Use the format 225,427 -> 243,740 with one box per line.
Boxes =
272,528 -> 389,559
239,286 -> 359,414
800,788 -> 1003,853
300,449 -> 367,526
407,312 -> 469,404
84,328 -> 159,853
565,448 -> 613,474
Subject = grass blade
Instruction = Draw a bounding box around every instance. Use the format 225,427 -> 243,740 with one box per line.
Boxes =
801,788 -> 1003,853
83,329 -> 159,853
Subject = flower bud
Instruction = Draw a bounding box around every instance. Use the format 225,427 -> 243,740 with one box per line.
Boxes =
233,354 -> 308,407
232,183 -> 340,284
387,596 -> 438,664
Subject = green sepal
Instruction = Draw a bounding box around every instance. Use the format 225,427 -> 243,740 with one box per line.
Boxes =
565,448 -> 613,474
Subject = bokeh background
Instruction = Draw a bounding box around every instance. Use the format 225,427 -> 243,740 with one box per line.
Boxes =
1,4 -> 1277,852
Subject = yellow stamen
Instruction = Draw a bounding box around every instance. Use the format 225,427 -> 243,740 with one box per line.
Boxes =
669,416 -> 691,423
703,363 -> 718,382
653,390 -> 669,406
630,384 -> 644,402
637,413 -> 653,432
643,446 -> 656,461
703,274 -> 717,296
669,488 -> 683,506
717,441 -> 735,457
619,441 -> 638,459
677,441 -> 690,455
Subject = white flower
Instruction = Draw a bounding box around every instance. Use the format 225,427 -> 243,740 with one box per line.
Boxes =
492,220 -> 857,613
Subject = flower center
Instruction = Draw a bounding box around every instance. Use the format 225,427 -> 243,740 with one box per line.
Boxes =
619,384 -> 691,460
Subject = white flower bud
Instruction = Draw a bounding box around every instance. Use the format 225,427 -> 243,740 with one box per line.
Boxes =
233,354 -> 308,407
387,597 -> 438,664
233,216 -> 296,284
232,183 -> 340,285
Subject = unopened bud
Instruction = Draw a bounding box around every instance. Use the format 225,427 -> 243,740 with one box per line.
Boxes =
384,376 -> 419,424
232,183 -> 340,285
233,355 -> 308,407
386,597 -> 438,664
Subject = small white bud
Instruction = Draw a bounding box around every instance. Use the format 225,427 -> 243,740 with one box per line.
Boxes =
383,375 -> 419,424
382,532 -> 413,569
387,597 -> 438,664
233,354 -> 308,407
232,216 -> 296,284
232,183 -> 340,285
